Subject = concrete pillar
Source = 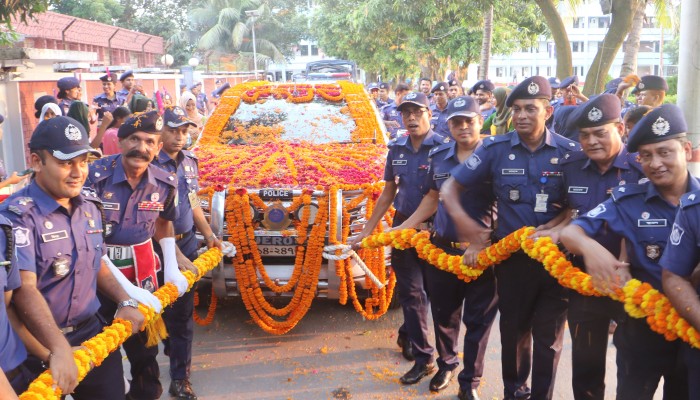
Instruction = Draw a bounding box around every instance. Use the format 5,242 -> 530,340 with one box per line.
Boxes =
679,0 -> 700,173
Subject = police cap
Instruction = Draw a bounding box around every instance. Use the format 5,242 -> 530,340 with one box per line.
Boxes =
431,82 -> 448,93
559,75 -> 579,88
471,80 -> 495,93
378,82 -> 390,90
396,92 -> 430,111
29,116 -> 101,160
212,82 -> 231,98
505,76 -> 551,107
604,77 -> 623,94
188,82 -> 202,90
119,70 -> 134,82
548,77 -> 561,89
448,79 -> 460,87
635,75 -> 668,93
367,82 -> 379,91
57,77 -> 80,91
627,104 -> 687,152
446,96 -> 479,121
99,73 -> 118,83
567,94 -> 621,129
117,110 -> 163,139
163,107 -> 197,128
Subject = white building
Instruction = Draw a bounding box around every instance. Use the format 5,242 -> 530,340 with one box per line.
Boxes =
266,40 -> 327,82
486,0 -> 675,86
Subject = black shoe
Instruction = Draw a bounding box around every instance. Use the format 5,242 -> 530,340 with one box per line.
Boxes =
396,334 -> 415,361
399,362 -> 435,385
169,379 -> 198,400
458,388 -> 480,400
429,368 -> 454,392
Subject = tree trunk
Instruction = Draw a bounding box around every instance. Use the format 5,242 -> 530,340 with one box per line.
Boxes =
620,0 -> 647,76
534,0 -> 572,79
583,0 -> 638,95
478,5 -> 494,80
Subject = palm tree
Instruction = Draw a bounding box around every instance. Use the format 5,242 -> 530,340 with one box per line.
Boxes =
478,4 -> 494,80
620,0 -> 676,77
189,0 -> 284,70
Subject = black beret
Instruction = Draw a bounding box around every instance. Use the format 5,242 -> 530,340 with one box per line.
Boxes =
431,82 -> 448,93
505,76 -> 552,107
604,77 -> 623,94
100,73 -> 118,83
117,110 -> 163,138
627,104 -> 687,152
119,70 -> 134,81
567,94 -> 621,129
471,80 -> 495,93
397,92 -> 430,111
448,79 -> 460,87
635,75 -> 668,92
559,75 -> 579,88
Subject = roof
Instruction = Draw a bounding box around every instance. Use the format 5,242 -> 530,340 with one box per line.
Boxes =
10,11 -> 163,54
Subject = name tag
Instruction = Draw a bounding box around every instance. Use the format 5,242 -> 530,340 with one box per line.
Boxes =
638,219 -> 667,227
568,186 -> 589,194
41,230 -> 68,243
392,160 -> 408,166
433,173 -> 450,180
103,202 -> 120,211
502,169 -> 525,175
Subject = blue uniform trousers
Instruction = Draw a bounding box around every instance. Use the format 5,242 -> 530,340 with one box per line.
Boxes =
161,230 -> 198,381
100,297 -> 162,399
391,214 -> 434,365
22,314 -> 125,400
568,286 -> 624,400
424,239 -> 498,389
495,251 -> 568,400
614,315 -> 688,400
683,344 -> 700,400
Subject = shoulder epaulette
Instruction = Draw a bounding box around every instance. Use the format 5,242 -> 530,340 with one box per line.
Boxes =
389,136 -> 408,148
482,134 -> 510,148
149,164 -> 178,187
88,154 -> 118,183
680,189 -> 700,209
611,182 -> 647,202
182,150 -> 198,160
429,141 -> 453,157
560,150 -> 588,165
552,132 -> 580,151
0,192 -> 37,216
80,187 -> 102,204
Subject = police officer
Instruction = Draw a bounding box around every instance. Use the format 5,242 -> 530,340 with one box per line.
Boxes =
93,72 -> 121,121
561,104 -> 693,399
351,92 -> 447,384
447,79 -> 463,100
367,82 -> 379,102
382,83 -> 409,139
393,96 -> 497,399
430,82 -> 451,139
87,111 -> 190,400
1,116 -> 152,399
117,70 -> 135,104
151,107 -> 223,400
1,212 -> 27,398
189,83 -> 209,116
209,83 -> 231,111
442,76 -> 580,400
376,82 -> 394,109
471,80 -> 496,119
548,77 -> 561,102
557,94 -> 645,400
56,77 -> 82,116
616,75 -> 668,108
556,76 -> 588,107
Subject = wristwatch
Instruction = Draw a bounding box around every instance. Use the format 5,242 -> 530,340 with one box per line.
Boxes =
117,298 -> 139,310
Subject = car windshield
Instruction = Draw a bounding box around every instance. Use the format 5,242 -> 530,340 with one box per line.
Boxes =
222,97 -> 357,144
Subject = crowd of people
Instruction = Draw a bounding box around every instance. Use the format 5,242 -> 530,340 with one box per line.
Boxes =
356,73 -> 700,400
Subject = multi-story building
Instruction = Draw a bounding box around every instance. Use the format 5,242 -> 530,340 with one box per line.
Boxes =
486,0 -> 675,85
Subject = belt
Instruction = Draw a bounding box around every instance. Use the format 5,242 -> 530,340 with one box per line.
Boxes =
107,245 -> 133,260
174,231 -> 193,241
430,232 -> 464,250
60,316 -> 93,335
5,365 -> 22,381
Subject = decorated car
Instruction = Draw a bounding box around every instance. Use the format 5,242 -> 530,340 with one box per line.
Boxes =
195,81 -> 396,334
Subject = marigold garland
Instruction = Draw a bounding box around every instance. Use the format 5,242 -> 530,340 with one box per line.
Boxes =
20,248 -> 223,400
193,284 -> 218,326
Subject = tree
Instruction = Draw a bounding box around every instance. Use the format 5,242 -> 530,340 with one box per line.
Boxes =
51,0 -> 123,24
478,5 -> 494,80
0,0 -> 50,44
620,0 -> 677,77
533,0 -> 573,79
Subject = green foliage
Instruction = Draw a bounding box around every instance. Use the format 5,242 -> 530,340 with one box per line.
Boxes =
0,0 -> 50,45
51,0 -> 123,24
666,75 -> 677,95
664,94 -> 676,104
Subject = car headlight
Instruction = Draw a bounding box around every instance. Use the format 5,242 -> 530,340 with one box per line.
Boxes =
295,203 -> 319,225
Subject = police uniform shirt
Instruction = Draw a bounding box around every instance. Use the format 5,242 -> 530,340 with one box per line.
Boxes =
116,88 -> 129,105
93,93 -> 122,119
58,99 -> 73,116
382,102 -> 405,139
196,93 -> 208,114
0,215 -> 27,372
0,182 -> 106,328
428,142 -> 494,241
376,98 -> 394,109
480,107 -> 496,121
452,130 -> 580,239
429,104 -> 451,138
383,131 -> 447,217
87,154 -> 179,245
561,147 -> 644,253
574,176 -> 700,291
151,149 -> 199,236
660,188 -> 700,294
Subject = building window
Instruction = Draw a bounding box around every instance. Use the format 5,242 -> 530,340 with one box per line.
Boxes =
639,41 -> 657,53
572,41 -> 584,52
573,17 -> 585,28
496,67 -> 504,77
598,16 -> 610,28
300,45 -> 309,56
311,45 -> 319,56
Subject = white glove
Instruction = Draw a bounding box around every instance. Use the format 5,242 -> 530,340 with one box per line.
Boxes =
222,241 -> 237,257
160,237 -> 188,297
102,255 -> 163,313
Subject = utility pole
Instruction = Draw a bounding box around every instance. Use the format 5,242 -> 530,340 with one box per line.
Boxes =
678,0 -> 700,173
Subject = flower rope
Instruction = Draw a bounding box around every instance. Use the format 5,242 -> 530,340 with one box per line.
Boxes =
358,227 -> 700,349
20,248 -> 224,400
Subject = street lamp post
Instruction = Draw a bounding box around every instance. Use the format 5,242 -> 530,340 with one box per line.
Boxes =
245,9 -> 262,80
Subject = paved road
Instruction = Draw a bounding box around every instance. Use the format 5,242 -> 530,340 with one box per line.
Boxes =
141,292 -> 662,400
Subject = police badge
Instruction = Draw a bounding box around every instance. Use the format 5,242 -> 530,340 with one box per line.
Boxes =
587,107 -> 603,122
105,223 -> 113,237
670,223 -> 684,246
466,154 -> 481,170
53,257 -> 70,277
527,82 -> 539,95
646,244 -> 661,260
509,189 -> 520,202
651,117 -> 670,136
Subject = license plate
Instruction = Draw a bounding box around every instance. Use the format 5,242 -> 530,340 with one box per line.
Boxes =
257,245 -> 296,256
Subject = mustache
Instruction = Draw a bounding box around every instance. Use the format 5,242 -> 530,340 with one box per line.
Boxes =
125,150 -> 152,161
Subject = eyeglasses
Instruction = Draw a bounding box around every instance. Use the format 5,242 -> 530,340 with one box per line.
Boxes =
401,108 -> 428,117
